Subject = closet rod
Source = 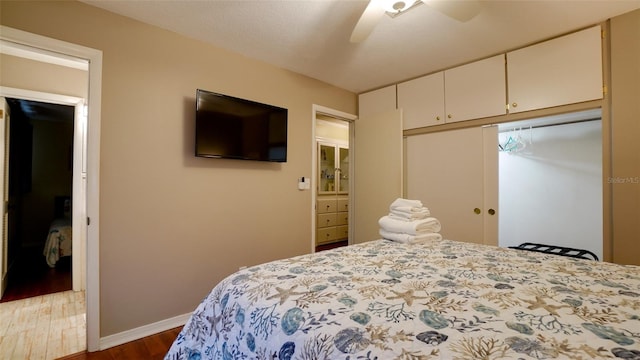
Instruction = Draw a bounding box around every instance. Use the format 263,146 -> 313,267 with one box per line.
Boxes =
499,117 -> 601,133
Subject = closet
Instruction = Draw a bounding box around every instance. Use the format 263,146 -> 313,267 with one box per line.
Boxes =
497,111 -> 603,260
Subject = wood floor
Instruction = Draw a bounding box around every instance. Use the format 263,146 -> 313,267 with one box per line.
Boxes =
0,290 -> 86,359
1,247 -> 72,303
58,327 -> 182,360
315,239 -> 348,252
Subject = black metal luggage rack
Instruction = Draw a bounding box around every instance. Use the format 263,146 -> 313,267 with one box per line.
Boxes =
509,242 -> 599,261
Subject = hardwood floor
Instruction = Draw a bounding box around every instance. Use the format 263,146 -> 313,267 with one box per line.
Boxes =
0,290 -> 85,359
1,246 -> 72,303
315,239 -> 348,252
57,327 -> 182,360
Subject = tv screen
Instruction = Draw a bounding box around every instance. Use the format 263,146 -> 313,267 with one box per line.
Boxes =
195,89 -> 288,162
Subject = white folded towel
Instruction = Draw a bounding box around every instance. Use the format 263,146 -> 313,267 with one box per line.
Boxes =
391,205 -> 429,213
378,215 -> 442,235
389,213 -> 429,221
389,198 -> 423,210
379,229 -> 443,244
390,207 -> 431,220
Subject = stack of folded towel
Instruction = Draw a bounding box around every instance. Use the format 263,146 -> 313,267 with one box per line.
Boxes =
379,198 -> 442,244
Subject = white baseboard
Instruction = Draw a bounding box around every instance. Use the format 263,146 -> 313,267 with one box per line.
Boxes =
99,313 -> 191,351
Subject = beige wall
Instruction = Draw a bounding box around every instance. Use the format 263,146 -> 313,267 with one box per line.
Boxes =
610,8 -> 640,265
1,53 -> 88,98
1,0 -> 356,337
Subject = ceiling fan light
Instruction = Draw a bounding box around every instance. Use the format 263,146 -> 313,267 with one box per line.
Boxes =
379,0 -> 417,14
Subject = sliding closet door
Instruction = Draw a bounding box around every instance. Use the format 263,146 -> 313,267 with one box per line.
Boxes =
406,126 -> 497,245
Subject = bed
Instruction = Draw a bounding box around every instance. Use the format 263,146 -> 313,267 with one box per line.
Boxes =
165,239 -> 640,359
43,218 -> 72,268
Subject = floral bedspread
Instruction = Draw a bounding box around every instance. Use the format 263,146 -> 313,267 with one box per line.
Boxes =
43,218 -> 72,268
165,239 -> 640,359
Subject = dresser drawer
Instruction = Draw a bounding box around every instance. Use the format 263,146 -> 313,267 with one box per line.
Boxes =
337,199 -> 349,212
336,225 -> 349,240
317,227 -> 337,245
317,199 -> 337,214
336,211 -> 348,226
318,213 -> 337,228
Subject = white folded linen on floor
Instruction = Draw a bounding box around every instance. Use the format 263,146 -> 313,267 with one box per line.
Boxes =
378,215 -> 442,235
379,229 -> 442,244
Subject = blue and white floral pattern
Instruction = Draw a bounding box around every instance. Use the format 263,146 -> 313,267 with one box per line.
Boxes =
166,239 -> 640,359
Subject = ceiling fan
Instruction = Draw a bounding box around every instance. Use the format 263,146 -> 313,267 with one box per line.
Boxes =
350,0 -> 482,43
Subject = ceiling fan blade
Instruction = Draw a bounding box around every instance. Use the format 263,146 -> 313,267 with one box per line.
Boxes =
350,0 -> 386,43
426,0 -> 482,22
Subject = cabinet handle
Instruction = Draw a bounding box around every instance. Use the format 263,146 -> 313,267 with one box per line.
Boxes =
512,102 -> 518,108
488,209 -> 496,215
474,208 -> 481,214
447,114 -> 452,119
436,116 -> 440,121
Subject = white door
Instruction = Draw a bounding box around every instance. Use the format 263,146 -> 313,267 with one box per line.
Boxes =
0,97 -> 10,299
406,126 -> 498,245
353,109 -> 403,244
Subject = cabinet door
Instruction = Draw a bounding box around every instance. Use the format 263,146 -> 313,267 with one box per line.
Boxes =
318,143 -> 336,194
445,54 -> 506,122
398,72 -> 445,129
406,126 -> 497,245
507,25 -> 603,113
337,146 -> 349,194
358,85 -> 397,118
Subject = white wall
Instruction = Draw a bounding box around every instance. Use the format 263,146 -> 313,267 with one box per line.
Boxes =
498,120 -> 602,260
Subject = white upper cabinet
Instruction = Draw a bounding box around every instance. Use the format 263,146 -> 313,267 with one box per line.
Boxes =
398,72 -> 445,128
445,54 -> 506,123
398,54 -> 506,129
507,25 -> 603,113
358,85 -> 397,118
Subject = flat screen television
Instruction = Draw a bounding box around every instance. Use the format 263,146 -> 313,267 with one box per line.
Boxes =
195,89 -> 288,162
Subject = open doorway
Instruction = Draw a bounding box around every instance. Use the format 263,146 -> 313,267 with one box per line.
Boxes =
0,98 -> 78,302
311,105 -> 356,253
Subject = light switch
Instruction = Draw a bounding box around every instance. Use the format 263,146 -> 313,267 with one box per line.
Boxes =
298,177 -> 311,190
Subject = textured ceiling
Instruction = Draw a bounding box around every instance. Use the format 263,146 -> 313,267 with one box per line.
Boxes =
81,0 -> 640,94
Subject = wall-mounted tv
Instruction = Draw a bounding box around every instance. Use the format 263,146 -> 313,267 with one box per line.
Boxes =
195,89 -> 288,162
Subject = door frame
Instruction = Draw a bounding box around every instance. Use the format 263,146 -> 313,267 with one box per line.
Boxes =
311,105 -> 356,251
1,25 -> 103,351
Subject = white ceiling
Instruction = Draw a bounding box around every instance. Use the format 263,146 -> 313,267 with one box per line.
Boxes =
81,0 -> 640,94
